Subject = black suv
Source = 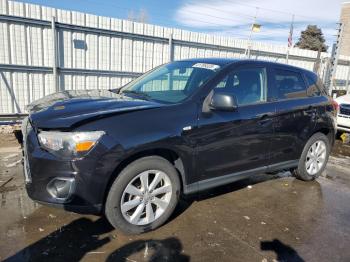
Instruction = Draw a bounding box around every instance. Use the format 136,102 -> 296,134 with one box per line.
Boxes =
22,59 -> 336,234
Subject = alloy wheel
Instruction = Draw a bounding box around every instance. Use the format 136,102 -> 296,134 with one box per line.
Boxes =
305,140 -> 327,175
120,170 -> 172,225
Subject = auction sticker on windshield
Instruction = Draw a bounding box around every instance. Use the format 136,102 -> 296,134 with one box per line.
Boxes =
192,63 -> 221,71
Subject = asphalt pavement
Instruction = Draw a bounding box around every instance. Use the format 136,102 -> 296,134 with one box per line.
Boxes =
1,133 -> 350,262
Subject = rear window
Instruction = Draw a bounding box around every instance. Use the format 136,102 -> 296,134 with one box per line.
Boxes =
274,69 -> 307,99
305,73 -> 323,96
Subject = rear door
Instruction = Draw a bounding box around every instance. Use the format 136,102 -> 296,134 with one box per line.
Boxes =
195,64 -> 275,181
269,67 -> 320,165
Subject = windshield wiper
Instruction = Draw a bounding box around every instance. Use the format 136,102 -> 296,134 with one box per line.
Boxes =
121,90 -> 151,100
108,87 -> 121,94
109,83 -> 128,94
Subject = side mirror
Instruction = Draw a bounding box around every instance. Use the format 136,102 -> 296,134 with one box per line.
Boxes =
209,90 -> 238,111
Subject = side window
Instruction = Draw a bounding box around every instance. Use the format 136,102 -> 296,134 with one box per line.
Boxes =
316,78 -> 327,95
214,67 -> 267,106
274,69 -> 307,99
305,73 -> 321,97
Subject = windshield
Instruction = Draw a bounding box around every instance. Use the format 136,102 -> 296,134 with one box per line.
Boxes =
120,61 -> 221,103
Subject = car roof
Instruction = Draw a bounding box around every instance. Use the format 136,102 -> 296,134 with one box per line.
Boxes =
177,58 -> 315,75
178,57 -> 239,66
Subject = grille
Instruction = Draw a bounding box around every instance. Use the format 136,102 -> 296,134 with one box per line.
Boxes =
22,117 -> 32,183
340,104 -> 350,116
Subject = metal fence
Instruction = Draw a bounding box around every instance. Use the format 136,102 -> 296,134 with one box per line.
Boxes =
0,0 -> 350,116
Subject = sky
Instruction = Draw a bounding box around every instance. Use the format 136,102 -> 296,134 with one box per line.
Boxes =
18,0 -> 346,50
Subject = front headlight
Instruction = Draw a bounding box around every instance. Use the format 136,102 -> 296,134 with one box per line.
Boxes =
38,131 -> 105,159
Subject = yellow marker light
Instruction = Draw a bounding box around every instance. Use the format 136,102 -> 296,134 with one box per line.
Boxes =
251,23 -> 261,32
75,141 -> 96,152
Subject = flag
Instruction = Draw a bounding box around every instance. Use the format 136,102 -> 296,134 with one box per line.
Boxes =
288,19 -> 294,47
251,23 -> 261,33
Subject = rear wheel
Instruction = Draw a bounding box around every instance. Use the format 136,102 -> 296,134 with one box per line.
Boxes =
105,156 -> 180,234
293,132 -> 330,181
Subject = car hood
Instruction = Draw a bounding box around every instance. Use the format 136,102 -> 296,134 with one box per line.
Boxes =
28,90 -> 164,129
335,94 -> 350,104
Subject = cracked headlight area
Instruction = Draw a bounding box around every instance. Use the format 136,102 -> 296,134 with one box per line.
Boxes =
38,131 -> 105,159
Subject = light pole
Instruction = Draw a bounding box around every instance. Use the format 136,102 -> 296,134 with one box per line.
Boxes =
245,7 -> 260,59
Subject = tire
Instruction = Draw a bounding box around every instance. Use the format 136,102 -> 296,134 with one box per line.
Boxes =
105,156 -> 181,234
293,132 -> 330,181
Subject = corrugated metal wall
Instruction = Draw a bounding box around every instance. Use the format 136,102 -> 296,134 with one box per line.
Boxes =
0,0 -> 348,114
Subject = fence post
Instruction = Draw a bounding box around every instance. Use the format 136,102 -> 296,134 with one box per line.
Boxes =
327,23 -> 344,94
346,61 -> 350,94
51,16 -> 59,92
313,49 -> 321,74
168,33 -> 174,62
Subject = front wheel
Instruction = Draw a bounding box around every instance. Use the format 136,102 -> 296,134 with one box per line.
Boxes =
293,132 -> 330,181
105,156 -> 180,234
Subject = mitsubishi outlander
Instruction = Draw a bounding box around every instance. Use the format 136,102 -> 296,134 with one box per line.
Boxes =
22,59 -> 336,234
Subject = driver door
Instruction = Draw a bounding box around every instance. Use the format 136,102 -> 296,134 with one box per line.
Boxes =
195,65 -> 275,181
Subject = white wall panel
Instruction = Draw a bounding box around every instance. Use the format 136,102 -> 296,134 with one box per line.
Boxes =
98,35 -> 110,70
27,26 -> 43,66
133,40 -> 143,73
25,3 -> 40,19
72,75 -> 85,90
42,27 -> 53,67
98,76 -> 109,90
133,22 -> 143,34
153,42 -> 163,67
1,0 -> 348,115
8,0 -> 24,16
99,16 -> 110,30
10,24 -> 26,65
44,74 -> 54,95
180,46 -> 190,59
122,77 -> 133,85
162,43 -> 169,64
85,33 -> 98,69
0,71 -> 13,113
163,27 -> 172,39
182,30 -> 191,41
0,0 -> 8,15
153,25 -> 163,38
110,37 -> 122,71
172,28 -> 181,40
189,47 -> 197,59
110,77 -> 122,89
41,6 -> 56,21
72,32 -> 85,69
12,72 -> 28,112
29,73 -> 44,101
143,41 -> 153,72
71,11 -> 85,26
122,20 -> 133,33
122,39 -> 132,72
110,17 -> 122,31
86,14 -> 98,27
0,22 -> 10,64
85,75 -> 98,90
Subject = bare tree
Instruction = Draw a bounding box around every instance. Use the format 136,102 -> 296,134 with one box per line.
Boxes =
127,9 -> 149,23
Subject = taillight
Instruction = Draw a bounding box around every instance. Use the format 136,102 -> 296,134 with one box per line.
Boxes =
331,99 -> 339,114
